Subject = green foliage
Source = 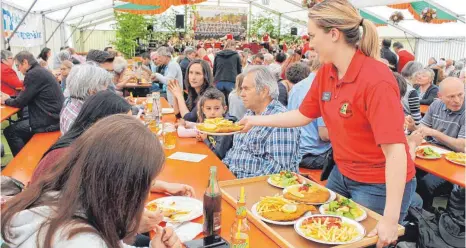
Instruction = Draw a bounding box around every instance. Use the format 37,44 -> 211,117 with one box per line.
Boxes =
250,14 -> 280,40
113,12 -> 150,58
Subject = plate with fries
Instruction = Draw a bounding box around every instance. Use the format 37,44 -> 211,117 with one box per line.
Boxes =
294,215 -> 365,245
146,196 -> 202,223
252,195 -> 316,225
196,117 -> 243,136
445,152 -> 466,166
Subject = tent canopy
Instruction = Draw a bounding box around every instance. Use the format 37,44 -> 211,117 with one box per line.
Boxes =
3,0 -> 466,38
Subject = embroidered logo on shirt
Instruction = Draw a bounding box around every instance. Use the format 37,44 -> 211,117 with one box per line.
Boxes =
339,101 -> 353,118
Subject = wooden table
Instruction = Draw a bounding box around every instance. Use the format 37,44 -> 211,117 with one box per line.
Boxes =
420,104 -> 429,115
1,105 -> 20,122
415,156 -> 465,187
149,98 -> 280,247
124,83 -> 152,88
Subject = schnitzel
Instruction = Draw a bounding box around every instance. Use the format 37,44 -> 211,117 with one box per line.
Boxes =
284,184 -> 330,204
255,195 -> 317,222
260,204 -> 316,221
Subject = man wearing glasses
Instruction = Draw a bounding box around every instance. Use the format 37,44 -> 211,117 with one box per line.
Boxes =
1,51 -> 64,156
1,50 -> 23,96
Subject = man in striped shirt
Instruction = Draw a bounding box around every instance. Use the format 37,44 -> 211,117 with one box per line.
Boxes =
223,66 -> 300,179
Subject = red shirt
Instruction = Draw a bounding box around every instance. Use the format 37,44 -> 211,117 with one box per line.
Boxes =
1,63 -> 23,96
302,42 -> 311,56
262,34 -> 269,42
299,50 -> 415,184
397,50 -> 415,73
226,33 -> 233,40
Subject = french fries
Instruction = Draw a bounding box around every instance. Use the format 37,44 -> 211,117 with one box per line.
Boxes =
256,195 -> 297,214
446,152 -> 466,164
300,217 -> 360,242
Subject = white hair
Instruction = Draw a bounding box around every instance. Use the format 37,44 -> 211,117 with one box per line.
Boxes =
57,50 -> 71,62
264,53 -> 274,64
66,63 -> 111,100
244,65 -> 279,99
156,47 -> 172,57
113,56 -> 127,74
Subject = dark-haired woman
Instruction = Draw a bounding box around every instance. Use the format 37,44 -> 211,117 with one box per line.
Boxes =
37,47 -> 52,68
168,59 -> 213,122
1,115 -> 182,247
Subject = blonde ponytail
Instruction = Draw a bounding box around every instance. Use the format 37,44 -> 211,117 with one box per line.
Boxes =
360,19 -> 380,59
308,0 -> 380,59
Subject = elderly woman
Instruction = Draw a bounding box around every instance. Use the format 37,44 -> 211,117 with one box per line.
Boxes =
400,61 -> 424,125
449,62 -> 464,78
53,50 -> 71,69
60,64 -> 111,134
113,56 -> 136,91
414,67 -> 439,105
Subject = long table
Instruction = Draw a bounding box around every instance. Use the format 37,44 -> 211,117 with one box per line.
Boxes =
420,104 -> 428,115
415,153 -> 465,188
153,98 -> 280,247
1,105 -> 20,122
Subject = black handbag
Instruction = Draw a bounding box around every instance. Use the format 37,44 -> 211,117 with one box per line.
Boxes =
320,149 -> 335,181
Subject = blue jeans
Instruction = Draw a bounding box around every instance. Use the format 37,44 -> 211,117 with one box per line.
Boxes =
326,166 -> 416,224
216,81 -> 235,105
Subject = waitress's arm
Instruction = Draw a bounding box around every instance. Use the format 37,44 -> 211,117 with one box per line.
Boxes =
381,143 -> 407,223
240,109 -> 314,130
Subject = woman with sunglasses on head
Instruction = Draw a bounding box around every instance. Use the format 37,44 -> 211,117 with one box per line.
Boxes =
239,1 -> 415,247
2,114 -> 182,248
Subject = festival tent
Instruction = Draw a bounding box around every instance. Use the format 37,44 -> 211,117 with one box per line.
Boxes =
2,0 -> 465,63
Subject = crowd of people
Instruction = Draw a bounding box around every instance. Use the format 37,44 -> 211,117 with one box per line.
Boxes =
1,0 -> 465,247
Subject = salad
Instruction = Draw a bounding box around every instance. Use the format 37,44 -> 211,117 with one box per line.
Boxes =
322,199 -> 365,220
269,171 -> 303,188
416,147 -> 441,159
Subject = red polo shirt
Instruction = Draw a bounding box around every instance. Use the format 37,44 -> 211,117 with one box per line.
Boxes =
299,50 -> 415,184
1,63 -> 23,96
397,49 -> 415,73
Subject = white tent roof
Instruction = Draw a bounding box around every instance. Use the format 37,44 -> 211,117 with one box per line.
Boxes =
3,0 -> 466,38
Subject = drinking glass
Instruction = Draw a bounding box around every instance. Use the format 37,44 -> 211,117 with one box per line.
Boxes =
162,122 -> 177,149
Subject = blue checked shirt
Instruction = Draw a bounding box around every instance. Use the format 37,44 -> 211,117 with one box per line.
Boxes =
222,100 -> 301,179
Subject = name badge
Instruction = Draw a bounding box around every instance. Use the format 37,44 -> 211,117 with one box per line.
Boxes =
322,92 -> 332,101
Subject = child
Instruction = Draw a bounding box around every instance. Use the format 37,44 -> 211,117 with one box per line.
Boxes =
177,88 -> 235,159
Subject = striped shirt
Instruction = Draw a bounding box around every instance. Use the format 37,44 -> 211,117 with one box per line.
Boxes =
402,85 -> 422,125
421,99 -> 465,150
223,100 -> 300,179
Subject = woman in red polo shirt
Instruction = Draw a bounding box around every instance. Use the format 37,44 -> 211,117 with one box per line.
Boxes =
239,0 -> 415,247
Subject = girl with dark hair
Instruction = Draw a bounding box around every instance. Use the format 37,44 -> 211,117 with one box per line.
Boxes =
168,59 -> 213,122
1,115 -> 182,247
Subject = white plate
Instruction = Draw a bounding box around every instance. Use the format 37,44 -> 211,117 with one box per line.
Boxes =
195,128 -> 241,136
283,184 -> 336,205
445,156 -> 466,166
318,204 -> 367,222
251,203 -> 312,226
162,108 -> 174,114
294,214 -> 366,245
267,174 -> 305,189
415,145 -> 447,160
147,196 -> 203,223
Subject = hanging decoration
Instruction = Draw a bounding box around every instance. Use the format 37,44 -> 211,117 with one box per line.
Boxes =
387,1 -> 456,24
421,7 -> 437,23
116,0 -> 206,15
389,11 -> 404,24
302,0 -> 322,9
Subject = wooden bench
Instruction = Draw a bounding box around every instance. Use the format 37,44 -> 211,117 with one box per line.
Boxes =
2,131 -> 61,185
299,168 -> 327,186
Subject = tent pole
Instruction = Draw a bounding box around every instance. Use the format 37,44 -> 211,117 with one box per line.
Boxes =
65,17 -> 85,44
46,7 -> 73,45
6,0 -> 39,45
248,1 -> 252,42
41,14 -> 47,49
82,25 -> 97,44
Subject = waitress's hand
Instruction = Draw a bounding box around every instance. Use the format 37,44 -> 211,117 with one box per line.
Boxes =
238,116 -> 255,133
138,209 -> 164,233
367,216 -> 399,248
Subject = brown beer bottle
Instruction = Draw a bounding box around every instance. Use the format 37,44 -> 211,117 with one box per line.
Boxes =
203,166 -> 222,235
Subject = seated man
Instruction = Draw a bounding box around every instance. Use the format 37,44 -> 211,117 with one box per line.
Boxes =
1,51 -> 64,156
405,77 -> 465,209
287,59 -> 332,170
223,66 -> 300,178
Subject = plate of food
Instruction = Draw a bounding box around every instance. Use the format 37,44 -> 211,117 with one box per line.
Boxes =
162,108 -> 174,114
416,146 -> 442,160
146,196 -> 202,223
251,195 -> 316,225
267,171 -> 305,189
196,117 -> 243,136
445,152 -> 466,166
294,215 -> 366,245
283,183 -> 336,205
319,198 -> 367,222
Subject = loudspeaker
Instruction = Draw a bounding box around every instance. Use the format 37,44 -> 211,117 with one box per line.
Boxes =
147,24 -> 153,31
176,15 -> 185,29
291,27 -> 297,35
